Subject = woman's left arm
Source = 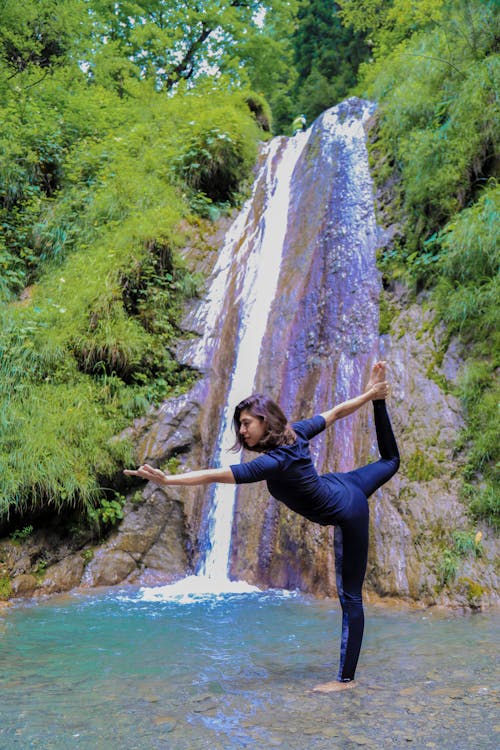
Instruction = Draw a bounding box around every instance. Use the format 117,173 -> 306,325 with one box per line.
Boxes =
321,382 -> 388,428
124,465 -> 235,487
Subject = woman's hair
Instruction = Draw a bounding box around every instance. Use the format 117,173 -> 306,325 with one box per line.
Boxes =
231,393 -> 296,453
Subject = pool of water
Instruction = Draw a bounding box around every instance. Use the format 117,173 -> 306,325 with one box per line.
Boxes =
0,588 -> 498,749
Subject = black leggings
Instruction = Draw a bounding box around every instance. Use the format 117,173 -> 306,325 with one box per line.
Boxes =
333,400 -> 399,681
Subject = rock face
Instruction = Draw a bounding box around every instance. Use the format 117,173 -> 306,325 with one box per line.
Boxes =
0,99 -> 497,608
368,291 -> 498,607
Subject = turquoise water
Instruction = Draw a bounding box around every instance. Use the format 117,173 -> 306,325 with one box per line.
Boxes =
0,589 -> 498,749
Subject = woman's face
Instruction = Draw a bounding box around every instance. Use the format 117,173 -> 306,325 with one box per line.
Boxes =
238,409 -> 267,449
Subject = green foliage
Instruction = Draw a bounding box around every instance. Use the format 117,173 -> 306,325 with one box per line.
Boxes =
346,0 -> 499,529
435,185 -> 499,341
405,449 -> 439,482
434,187 -> 499,528
355,1 -> 499,266
338,0 -> 447,57
378,292 -> 395,335
163,456 -> 182,475
92,494 -> 126,527
464,482 -> 500,531
33,559 -> 48,581
439,528 -> 484,587
88,0 -> 299,94
0,2 -> 272,525
457,576 -> 484,608
9,525 -> 34,543
0,0 -> 89,75
81,548 -> 94,565
439,548 -> 458,587
130,491 -> 145,506
451,530 -> 483,558
290,0 -> 370,126
0,574 -> 12,600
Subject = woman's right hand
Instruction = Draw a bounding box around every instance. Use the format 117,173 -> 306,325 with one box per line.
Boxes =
369,381 -> 390,400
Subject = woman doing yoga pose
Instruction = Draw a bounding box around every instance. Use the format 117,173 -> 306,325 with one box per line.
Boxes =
124,361 -> 400,692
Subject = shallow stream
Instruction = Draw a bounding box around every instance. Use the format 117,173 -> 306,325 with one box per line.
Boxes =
0,589 -> 498,749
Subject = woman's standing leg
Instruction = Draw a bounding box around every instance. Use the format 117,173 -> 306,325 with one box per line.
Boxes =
334,509 -> 369,681
314,493 -> 369,692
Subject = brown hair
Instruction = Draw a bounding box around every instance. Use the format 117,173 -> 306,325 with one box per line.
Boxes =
231,393 -> 296,453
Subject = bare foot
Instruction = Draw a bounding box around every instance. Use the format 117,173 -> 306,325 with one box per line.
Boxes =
366,360 -> 386,392
312,680 -> 357,693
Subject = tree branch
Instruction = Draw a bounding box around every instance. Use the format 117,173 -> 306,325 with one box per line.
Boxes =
400,52 -> 466,78
164,0 -> 255,90
165,22 -> 212,89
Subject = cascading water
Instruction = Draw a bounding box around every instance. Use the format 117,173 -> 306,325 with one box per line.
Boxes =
141,129 -> 311,600
230,98 -> 382,593
142,97 -> 383,601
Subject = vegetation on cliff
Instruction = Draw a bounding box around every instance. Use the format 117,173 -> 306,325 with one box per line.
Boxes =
0,0 -> 285,526
339,0 -> 499,527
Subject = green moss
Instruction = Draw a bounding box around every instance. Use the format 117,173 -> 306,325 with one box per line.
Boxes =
33,560 -> 48,582
0,574 -> 11,601
405,449 -> 439,482
378,292 -> 394,335
81,548 -> 94,565
425,363 -> 449,394
163,456 -> 182,475
458,577 -> 484,608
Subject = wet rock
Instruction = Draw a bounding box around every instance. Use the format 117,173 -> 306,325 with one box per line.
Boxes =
83,484 -> 191,587
153,716 -> 177,731
346,733 -> 376,746
83,549 -> 137,587
10,573 -> 38,597
38,554 -> 85,595
131,390 -> 201,465
191,695 -> 218,713
11,555 -> 32,576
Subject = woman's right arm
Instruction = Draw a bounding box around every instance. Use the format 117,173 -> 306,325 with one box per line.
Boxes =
320,381 -> 389,428
124,464 -> 235,487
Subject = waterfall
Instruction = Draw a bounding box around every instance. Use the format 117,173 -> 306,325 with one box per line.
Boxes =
141,129 -> 311,600
228,98 -> 381,593
140,97 -> 382,601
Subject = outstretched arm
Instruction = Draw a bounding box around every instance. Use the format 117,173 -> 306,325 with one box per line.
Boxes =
321,361 -> 390,428
124,464 -> 235,487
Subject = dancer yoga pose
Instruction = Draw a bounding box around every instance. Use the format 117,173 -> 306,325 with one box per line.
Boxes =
124,361 -> 400,692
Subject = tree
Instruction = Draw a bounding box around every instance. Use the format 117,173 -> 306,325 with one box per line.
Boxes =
88,0 -> 299,93
0,0 -> 89,77
286,0 -> 369,127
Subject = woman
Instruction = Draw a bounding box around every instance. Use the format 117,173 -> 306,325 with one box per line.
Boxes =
124,361 -> 400,692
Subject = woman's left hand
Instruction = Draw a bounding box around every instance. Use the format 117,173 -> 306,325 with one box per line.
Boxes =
124,464 -> 167,485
